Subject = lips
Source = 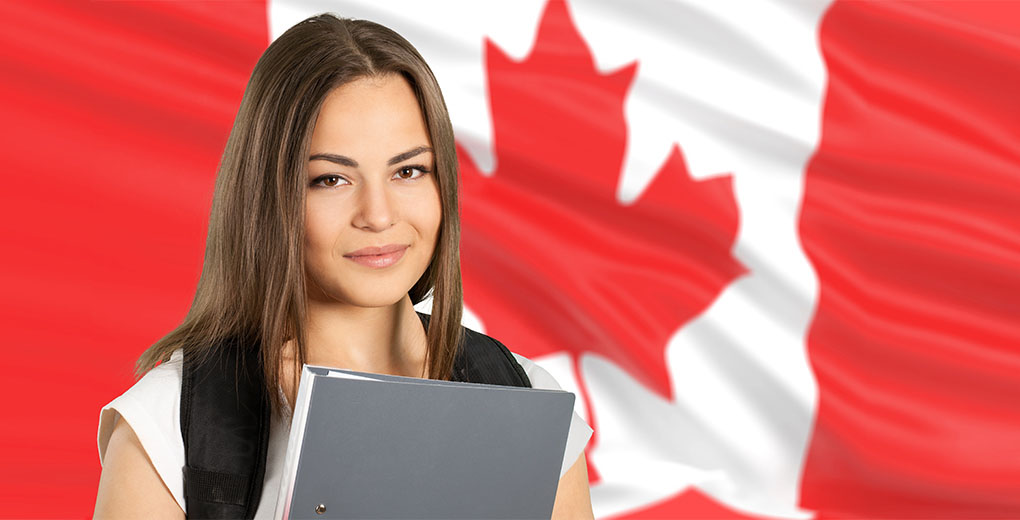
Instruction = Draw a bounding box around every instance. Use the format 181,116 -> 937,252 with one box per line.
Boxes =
344,244 -> 409,257
343,244 -> 409,268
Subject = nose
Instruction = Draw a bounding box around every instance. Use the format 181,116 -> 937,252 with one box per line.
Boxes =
351,180 -> 396,231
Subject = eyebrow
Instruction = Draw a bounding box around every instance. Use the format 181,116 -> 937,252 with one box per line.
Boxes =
308,146 -> 433,167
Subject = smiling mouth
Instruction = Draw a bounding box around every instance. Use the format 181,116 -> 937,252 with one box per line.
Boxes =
343,245 -> 408,268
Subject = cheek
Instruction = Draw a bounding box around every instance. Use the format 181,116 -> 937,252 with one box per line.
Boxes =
304,202 -> 342,259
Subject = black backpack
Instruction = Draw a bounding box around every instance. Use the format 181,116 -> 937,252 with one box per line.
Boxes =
179,311 -> 532,519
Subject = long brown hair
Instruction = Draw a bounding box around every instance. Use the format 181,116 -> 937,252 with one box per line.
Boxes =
135,12 -> 464,415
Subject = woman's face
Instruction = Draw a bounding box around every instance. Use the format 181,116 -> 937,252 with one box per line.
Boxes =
304,73 -> 441,308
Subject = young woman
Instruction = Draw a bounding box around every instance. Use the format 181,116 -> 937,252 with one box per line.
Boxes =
93,12 -> 594,520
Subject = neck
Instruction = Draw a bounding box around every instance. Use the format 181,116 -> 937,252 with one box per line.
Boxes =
295,294 -> 428,378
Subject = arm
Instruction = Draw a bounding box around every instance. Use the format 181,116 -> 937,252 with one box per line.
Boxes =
93,417 -> 185,520
550,453 -> 595,519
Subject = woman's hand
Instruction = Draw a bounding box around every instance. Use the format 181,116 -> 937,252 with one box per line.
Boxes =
551,453 -> 595,519
93,418 -> 185,519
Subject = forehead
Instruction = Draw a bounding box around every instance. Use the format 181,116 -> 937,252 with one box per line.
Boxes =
309,74 -> 431,159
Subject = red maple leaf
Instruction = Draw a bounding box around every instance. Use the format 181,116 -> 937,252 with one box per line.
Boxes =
458,0 -> 746,482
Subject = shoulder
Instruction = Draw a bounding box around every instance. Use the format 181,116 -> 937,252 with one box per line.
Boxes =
449,325 -> 529,387
98,350 -> 184,460
507,351 -> 566,392
125,350 -> 184,398
97,349 -> 186,511
459,326 -> 571,392
460,326 -> 520,363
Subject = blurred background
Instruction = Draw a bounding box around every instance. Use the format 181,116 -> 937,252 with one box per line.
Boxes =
1,0 -> 1018,518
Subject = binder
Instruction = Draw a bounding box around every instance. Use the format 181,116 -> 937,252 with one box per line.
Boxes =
274,364 -> 576,519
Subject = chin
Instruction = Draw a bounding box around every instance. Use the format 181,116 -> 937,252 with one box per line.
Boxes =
319,277 -> 419,308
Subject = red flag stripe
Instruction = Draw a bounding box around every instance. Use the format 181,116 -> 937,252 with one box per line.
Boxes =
0,1 -> 268,516
799,1 -> 1020,516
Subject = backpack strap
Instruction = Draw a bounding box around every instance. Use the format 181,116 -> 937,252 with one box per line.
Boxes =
181,313 -> 530,519
180,335 -> 270,519
416,312 -> 532,387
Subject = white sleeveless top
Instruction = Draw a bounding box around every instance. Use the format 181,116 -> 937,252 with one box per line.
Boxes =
96,349 -> 593,518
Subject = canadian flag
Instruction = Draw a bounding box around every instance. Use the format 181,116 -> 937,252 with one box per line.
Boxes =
2,0 -> 1018,518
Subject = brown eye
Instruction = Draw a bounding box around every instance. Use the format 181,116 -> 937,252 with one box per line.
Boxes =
311,174 -> 349,188
394,165 -> 431,181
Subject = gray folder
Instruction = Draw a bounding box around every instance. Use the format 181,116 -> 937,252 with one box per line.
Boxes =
275,364 -> 576,519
